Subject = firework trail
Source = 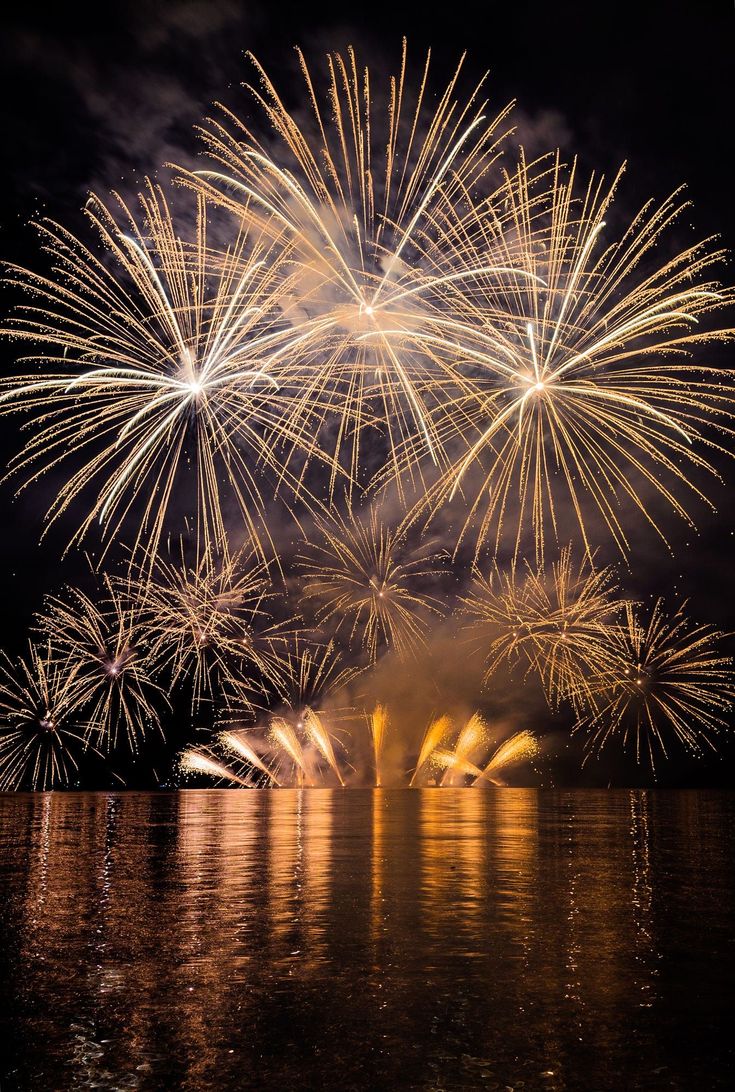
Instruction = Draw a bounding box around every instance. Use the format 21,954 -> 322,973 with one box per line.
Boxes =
409,713 -> 453,786
474,730 -> 540,785
368,703 -> 389,787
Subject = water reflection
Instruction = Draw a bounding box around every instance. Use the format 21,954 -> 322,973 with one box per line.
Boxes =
0,789 -> 733,1090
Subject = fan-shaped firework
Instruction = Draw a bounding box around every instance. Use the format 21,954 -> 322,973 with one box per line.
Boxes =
182,43 -> 538,480
0,183 -> 340,562
462,546 -> 623,711
417,154 -> 735,561
0,643 -> 89,790
575,599 -> 734,770
298,507 -> 445,661
129,540 -> 287,712
35,577 -> 163,753
180,706 -> 539,789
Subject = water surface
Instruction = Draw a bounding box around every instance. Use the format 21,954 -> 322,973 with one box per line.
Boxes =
0,789 -> 733,1090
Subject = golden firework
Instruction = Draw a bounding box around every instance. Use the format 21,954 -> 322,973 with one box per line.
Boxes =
35,577 -> 164,753
575,599 -> 734,770
0,643 -> 89,790
0,183 -> 341,562
180,43 -> 538,481
298,507 -> 445,661
416,153 -> 734,561
129,540 -> 286,712
463,546 -> 623,711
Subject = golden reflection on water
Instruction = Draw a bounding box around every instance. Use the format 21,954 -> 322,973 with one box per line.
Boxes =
1,788 -> 732,1090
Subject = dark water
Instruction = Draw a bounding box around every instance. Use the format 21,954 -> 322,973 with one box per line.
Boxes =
0,790 -> 733,1091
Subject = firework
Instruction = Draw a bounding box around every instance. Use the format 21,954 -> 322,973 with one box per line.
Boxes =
439,711 -> 489,784
463,546 -> 623,711
368,703 -> 389,787
409,714 -> 453,786
474,730 -> 540,785
35,577 -> 163,753
179,706 -> 539,789
128,540 -> 287,712
0,183 -> 341,562
0,643 -> 89,790
575,599 -> 734,770
179,747 -> 253,787
267,634 -> 360,715
220,729 -> 282,786
298,507 -> 445,661
180,43 -> 539,480
269,717 -> 310,785
302,706 -> 345,786
414,153 -> 734,561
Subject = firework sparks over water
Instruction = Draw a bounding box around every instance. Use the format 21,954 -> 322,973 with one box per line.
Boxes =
574,599 -> 734,771
180,705 -> 540,789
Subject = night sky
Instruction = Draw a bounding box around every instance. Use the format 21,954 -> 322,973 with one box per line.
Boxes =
0,0 -> 733,785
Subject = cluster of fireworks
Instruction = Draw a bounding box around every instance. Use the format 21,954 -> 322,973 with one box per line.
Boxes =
180,708 -> 539,788
0,43 -> 733,789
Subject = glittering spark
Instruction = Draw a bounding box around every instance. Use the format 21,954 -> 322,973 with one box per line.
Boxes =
575,599 -> 734,770
0,183 -> 342,563
0,643 -> 89,790
298,507 -> 445,661
463,546 -> 624,711
35,577 -> 164,753
416,153 -> 735,561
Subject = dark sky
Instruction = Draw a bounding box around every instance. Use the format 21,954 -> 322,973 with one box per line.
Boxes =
0,0 -> 733,783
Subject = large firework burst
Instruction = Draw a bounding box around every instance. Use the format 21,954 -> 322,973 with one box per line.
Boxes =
416,154 -> 735,560
181,43 -> 537,482
0,183 -> 340,562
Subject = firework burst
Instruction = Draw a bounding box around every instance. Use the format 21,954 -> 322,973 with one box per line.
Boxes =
463,546 -> 624,711
129,540 -> 287,713
415,153 -> 735,561
35,577 -> 164,753
298,507 -> 445,661
575,599 -> 734,770
181,43 -> 540,482
0,643 -> 89,790
0,183 -> 341,562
